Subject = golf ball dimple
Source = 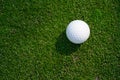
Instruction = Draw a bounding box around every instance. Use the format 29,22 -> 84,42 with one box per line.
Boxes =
66,20 -> 90,44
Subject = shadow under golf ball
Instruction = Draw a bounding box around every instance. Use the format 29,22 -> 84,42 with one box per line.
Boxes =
55,31 -> 81,55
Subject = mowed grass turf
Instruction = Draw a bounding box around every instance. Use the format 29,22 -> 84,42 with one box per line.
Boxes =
0,0 -> 120,80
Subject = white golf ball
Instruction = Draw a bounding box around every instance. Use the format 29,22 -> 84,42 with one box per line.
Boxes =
66,20 -> 90,44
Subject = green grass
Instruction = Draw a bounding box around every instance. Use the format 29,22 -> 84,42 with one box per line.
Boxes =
0,0 -> 120,80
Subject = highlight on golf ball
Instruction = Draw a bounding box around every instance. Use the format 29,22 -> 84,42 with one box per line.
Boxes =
66,20 -> 90,44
